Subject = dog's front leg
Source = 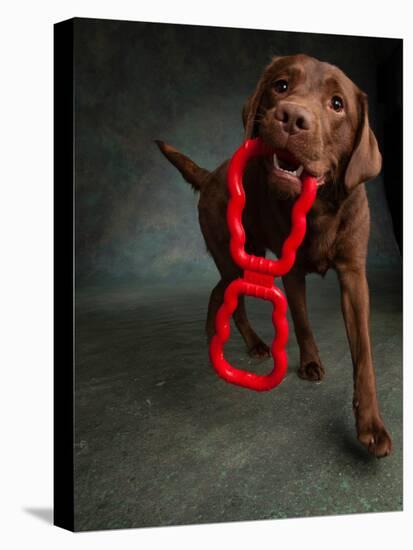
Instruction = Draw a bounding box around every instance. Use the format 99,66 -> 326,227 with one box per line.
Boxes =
282,270 -> 324,381
336,262 -> 392,457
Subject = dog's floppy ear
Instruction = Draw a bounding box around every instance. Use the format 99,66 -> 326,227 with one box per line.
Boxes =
242,77 -> 267,140
242,56 -> 281,140
344,92 -> 382,191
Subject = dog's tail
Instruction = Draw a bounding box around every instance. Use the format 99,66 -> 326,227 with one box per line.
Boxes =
155,140 -> 210,192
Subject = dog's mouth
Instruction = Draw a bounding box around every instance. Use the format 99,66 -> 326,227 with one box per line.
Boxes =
272,149 -> 326,187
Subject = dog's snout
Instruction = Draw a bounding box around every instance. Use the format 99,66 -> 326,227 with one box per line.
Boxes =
275,103 -> 312,135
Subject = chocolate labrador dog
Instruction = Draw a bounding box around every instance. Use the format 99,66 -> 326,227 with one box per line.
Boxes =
156,54 -> 392,457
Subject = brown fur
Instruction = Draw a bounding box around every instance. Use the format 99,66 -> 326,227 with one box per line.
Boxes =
156,54 -> 391,457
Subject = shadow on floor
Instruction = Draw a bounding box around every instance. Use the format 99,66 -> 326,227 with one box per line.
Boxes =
24,507 -> 53,524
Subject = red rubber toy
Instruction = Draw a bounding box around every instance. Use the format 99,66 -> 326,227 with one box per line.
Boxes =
209,138 -> 317,391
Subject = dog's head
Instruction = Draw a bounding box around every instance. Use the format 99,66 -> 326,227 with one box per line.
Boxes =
242,54 -> 382,198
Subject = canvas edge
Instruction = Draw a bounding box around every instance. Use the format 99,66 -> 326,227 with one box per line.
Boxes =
53,17 -> 75,533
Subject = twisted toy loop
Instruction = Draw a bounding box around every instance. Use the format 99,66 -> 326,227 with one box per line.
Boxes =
209,138 -> 317,391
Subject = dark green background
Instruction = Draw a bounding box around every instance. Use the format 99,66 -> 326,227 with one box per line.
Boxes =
74,18 -> 402,287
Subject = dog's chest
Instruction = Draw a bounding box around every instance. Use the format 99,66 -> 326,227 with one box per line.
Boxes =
257,204 -> 340,275
298,214 -> 340,274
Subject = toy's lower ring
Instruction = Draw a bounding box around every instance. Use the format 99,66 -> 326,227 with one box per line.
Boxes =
209,278 -> 289,392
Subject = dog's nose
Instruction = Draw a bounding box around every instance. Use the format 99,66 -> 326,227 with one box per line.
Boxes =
275,103 -> 312,135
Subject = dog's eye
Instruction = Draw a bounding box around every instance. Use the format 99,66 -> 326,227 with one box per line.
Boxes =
331,95 -> 344,112
274,79 -> 289,93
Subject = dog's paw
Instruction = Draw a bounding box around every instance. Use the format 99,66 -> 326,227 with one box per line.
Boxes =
298,361 -> 325,381
357,419 -> 392,458
248,341 -> 271,358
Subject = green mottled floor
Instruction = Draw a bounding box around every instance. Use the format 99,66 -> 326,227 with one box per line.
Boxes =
74,266 -> 402,531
